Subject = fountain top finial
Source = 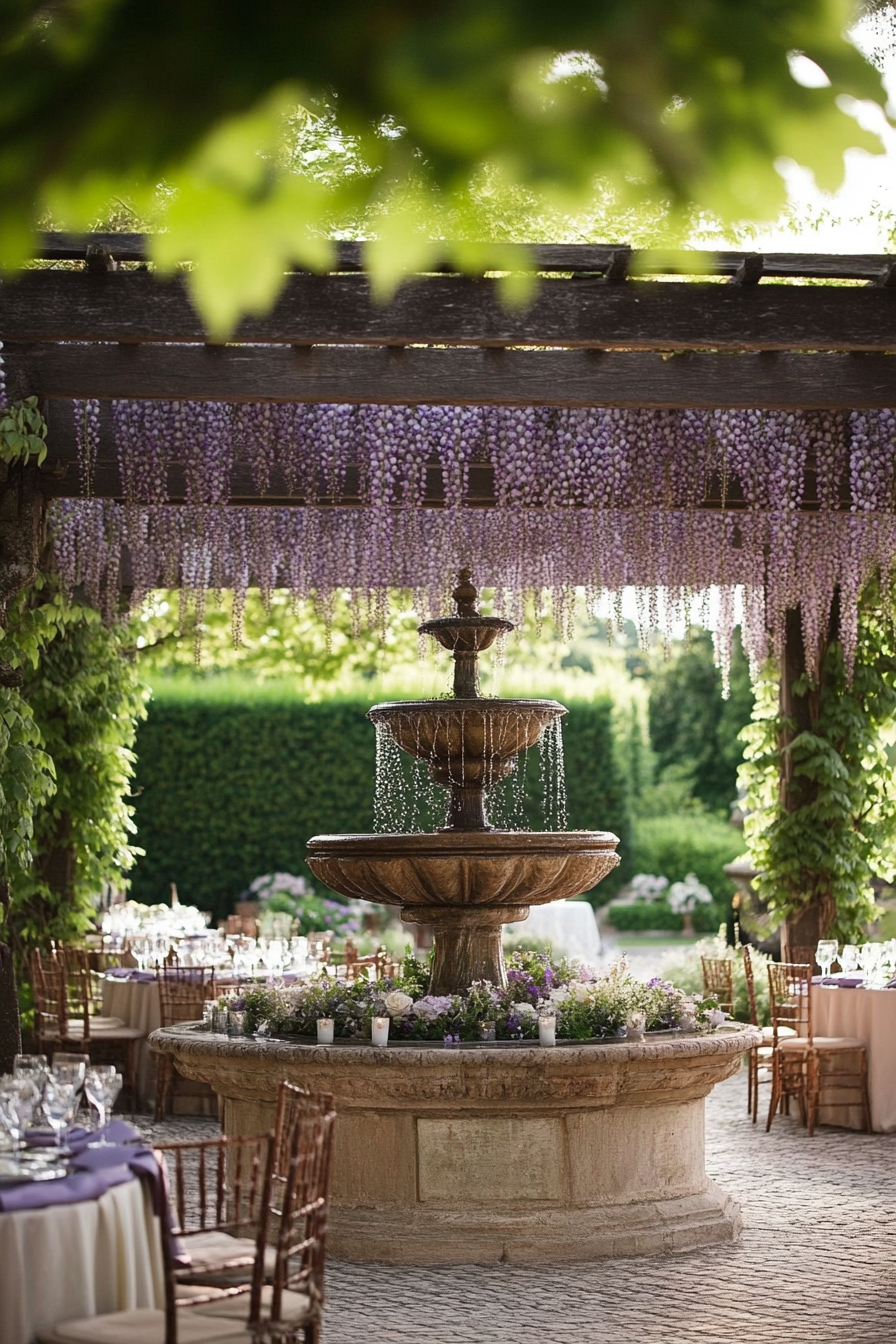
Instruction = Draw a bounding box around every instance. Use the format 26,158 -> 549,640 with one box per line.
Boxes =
452,568 -> 479,618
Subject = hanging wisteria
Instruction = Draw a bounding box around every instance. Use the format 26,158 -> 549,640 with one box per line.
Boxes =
46,399 -> 896,680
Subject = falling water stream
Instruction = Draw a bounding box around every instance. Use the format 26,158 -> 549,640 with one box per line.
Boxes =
372,712 -> 568,834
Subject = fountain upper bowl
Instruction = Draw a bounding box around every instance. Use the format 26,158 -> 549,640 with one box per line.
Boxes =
368,698 -> 565,768
306,829 -> 620,910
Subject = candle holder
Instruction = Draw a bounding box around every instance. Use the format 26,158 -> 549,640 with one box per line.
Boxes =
479,1022 -> 496,1042
317,1017 -> 335,1045
212,1006 -> 229,1034
625,1011 -> 646,1042
227,1010 -> 247,1037
538,1014 -> 557,1047
371,1016 -> 390,1047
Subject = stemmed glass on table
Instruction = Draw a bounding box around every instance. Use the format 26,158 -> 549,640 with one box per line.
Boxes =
84,1065 -> 122,1144
840,944 -> 860,975
815,941 -> 839,980
0,1075 -> 40,1159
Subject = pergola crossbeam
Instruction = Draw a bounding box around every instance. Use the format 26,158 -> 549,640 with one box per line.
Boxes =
7,343 -> 896,409
3,269 -> 896,351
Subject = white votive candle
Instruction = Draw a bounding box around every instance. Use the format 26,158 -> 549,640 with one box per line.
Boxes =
317,1018 -> 335,1045
538,1014 -> 556,1047
371,1016 -> 390,1047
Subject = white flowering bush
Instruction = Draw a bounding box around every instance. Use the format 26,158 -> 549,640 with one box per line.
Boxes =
629,874 -> 670,902
667,873 -> 714,914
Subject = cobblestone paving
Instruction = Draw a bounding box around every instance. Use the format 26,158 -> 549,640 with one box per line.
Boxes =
138,1074 -> 896,1344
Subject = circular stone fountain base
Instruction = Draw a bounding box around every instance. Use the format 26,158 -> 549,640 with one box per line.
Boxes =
150,1023 -> 759,1265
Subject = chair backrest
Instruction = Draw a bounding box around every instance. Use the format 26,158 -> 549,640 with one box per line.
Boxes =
253,1084 -> 337,1326
61,947 -> 105,1016
701,956 -> 735,1015
155,1131 -> 274,1343
741,944 -> 759,1027
767,960 -> 812,1042
30,948 -> 68,1044
158,971 -> 216,1029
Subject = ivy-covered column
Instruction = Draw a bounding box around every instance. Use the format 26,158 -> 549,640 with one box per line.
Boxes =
777,604 -> 837,962
0,462 -> 44,1070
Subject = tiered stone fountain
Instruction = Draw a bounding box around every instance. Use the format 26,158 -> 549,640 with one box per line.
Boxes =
306,568 -> 620,991
151,572 -> 758,1264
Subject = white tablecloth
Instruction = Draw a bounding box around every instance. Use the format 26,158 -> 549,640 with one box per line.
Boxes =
102,978 -> 161,1102
0,1176 -> 164,1344
506,900 -> 602,963
813,986 -> 896,1132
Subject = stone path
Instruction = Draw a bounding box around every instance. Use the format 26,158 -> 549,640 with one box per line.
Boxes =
139,1073 -> 896,1344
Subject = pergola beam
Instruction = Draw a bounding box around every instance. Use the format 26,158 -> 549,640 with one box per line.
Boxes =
3,269 -> 896,351
8,343 -> 896,409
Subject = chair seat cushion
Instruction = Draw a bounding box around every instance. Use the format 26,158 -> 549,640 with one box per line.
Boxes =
761,1025 -> 797,1043
37,1307 -> 250,1344
194,1285 -> 313,1321
65,1021 -> 143,1039
178,1230 -> 276,1278
778,1036 -> 865,1053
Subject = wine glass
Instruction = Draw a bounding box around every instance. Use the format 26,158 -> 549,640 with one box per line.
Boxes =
0,1075 -> 39,1158
84,1066 -> 122,1144
14,1054 -> 49,1083
41,1078 -> 78,1151
815,941 -> 839,980
840,944 -> 860,975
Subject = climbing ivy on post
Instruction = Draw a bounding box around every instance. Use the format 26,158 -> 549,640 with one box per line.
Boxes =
741,579 -> 896,948
4,577 -> 151,965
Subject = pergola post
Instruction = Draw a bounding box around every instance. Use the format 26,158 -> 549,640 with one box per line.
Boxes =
778,601 -> 839,965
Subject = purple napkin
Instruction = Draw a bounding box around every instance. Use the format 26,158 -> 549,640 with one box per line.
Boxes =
105,967 -> 156,982
813,974 -> 865,988
0,1168 -> 130,1213
26,1127 -> 90,1149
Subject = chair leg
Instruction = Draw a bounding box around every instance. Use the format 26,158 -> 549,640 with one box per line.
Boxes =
805,1054 -> 818,1137
860,1053 -> 872,1133
766,1057 -> 782,1132
154,1058 -> 172,1123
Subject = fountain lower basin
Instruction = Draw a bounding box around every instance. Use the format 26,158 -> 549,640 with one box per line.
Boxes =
149,1023 -> 760,1265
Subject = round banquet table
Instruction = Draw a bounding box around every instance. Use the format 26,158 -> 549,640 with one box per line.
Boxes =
813,985 -> 896,1132
0,1174 -> 164,1344
102,976 -> 217,1113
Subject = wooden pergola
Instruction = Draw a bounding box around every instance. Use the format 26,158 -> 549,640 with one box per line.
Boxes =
0,237 -> 894,507
2,234 -> 896,956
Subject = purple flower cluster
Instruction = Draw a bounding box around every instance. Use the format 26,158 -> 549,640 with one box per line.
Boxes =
47,401 -> 896,684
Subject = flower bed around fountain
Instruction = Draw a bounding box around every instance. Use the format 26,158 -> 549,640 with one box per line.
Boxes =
238,951 -> 726,1044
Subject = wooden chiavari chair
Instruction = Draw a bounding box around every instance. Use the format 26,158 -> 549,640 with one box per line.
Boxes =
700,956 -> 735,1016
766,960 -> 871,1136
154,970 -> 217,1121
30,949 -> 142,1106
37,1131 -> 275,1344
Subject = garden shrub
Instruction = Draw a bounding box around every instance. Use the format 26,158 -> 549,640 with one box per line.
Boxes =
631,815 -> 743,904
129,693 -> 631,920
604,898 -> 725,934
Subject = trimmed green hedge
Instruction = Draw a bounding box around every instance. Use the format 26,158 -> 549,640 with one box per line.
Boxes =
605,899 -> 725,933
129,695 -> 631,920
630,816 -> 743,904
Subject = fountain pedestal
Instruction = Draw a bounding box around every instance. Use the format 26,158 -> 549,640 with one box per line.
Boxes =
150,1023 -> 759,1265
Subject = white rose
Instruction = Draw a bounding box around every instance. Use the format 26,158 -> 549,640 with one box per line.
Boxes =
569,981 -> 591,1004
706,1008 -> 726,1029
384,991 -> 413,1017
549,986 -> 570,1005
514,1002 -> 538,1020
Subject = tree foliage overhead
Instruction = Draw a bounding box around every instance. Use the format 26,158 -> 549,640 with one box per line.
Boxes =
0,1 -> 886,331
